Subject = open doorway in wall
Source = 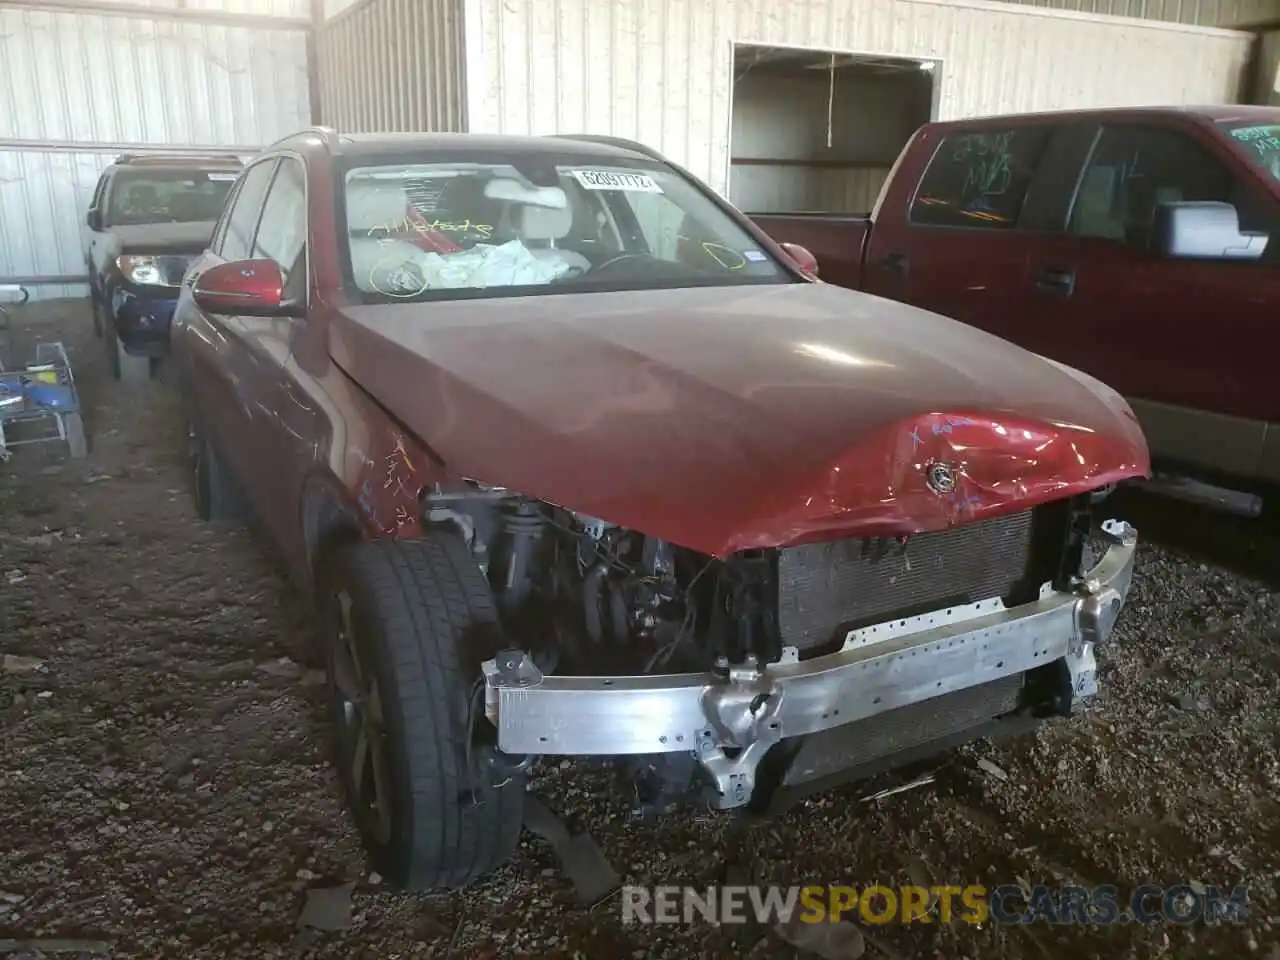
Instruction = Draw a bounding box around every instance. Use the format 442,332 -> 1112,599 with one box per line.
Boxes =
729,44 -> 938,215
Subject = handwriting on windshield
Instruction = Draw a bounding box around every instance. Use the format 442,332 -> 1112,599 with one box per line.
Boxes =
367,256 -> 430,298
701,242 -> 746,270
368,217 -> 494,240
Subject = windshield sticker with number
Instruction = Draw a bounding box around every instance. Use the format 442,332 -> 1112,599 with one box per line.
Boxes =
570,170 -> 664,193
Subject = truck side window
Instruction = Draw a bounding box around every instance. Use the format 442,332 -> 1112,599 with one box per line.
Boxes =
909,126 -> 1054,229
1069,125 -> 1265,245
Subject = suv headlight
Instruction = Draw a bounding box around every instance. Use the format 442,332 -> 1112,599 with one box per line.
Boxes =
117,255 -> 173,286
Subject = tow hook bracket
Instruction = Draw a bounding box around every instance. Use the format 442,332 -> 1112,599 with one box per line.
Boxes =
522,793 -> 621,909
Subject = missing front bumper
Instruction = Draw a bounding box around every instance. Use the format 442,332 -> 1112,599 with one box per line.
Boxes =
482,519 -> 1138,809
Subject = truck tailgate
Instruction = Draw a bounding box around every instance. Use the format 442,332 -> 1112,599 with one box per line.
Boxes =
748,213 -> 870,289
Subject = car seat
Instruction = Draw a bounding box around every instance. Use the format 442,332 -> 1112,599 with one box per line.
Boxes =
516,203 -> 591,276
126,184 -> 161,217
344,179 -> 425,291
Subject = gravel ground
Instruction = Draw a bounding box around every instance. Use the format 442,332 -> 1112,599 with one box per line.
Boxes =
1,300 -> 1278,960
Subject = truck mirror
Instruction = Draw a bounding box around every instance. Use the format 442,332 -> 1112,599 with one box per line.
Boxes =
1153,201 -> 1267,261
86,208 -> 104,232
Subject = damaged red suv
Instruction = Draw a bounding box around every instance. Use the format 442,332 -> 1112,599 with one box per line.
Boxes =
171,127 -> 1148,892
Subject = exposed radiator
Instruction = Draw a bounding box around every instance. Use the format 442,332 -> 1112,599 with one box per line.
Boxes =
776,510 -> 1035,656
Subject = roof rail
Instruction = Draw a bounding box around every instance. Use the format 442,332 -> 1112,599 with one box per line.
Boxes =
266,126 -> 340,150
549,133 -> 668,162
113,151 -> 245,166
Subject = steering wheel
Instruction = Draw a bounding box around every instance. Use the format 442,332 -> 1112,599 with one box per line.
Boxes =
591,252 -> 664,273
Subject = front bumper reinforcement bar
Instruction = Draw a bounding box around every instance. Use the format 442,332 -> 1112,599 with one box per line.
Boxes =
483,520 -> 1138,808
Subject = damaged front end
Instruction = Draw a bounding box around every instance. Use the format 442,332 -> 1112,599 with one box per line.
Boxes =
470,487 -> 1138,816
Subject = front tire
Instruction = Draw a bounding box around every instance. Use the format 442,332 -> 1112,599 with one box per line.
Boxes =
318,536 -> 525,891
106,318 -> 151,385
191,420 -> 246,522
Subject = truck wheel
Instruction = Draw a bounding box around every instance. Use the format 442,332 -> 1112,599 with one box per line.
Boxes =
317,536 -> 525,891
191,420 -> 246,522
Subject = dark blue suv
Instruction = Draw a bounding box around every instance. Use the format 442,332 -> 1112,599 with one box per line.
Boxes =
86,153 -> 243,382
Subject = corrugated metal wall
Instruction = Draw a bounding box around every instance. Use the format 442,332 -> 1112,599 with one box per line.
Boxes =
67,0 -> 311,15
316,0 -> 467,132
0,2 -> 310,299
993,0 -> 1278,26
462,0 -> 1255,195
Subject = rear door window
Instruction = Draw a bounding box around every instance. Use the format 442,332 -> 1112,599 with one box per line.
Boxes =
1068,124 -> 1267,244
910,126 -> 1055,229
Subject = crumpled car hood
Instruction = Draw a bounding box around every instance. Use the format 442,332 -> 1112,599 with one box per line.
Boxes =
330,282 -> 1149,556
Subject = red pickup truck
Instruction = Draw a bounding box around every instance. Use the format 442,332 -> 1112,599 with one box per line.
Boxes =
752,106 -> 1280,513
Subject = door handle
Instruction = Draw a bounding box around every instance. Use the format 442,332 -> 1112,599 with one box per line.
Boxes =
879,252 -> 909,276
1035,266 -> 1075,297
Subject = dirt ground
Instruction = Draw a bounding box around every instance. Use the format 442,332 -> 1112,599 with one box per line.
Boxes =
1,300 -> 1278,960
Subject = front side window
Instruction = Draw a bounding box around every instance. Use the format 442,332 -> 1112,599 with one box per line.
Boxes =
90,174 -> 109,211
339,154 -> 791,302
220,160 -> 278,262
1069,125 -> 1264,243
105,168 -> 239,226
253,159 -> 307,274
910,126 -> 1054,229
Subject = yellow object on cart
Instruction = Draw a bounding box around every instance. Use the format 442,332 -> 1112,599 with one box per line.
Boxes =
25,365 -> 58,384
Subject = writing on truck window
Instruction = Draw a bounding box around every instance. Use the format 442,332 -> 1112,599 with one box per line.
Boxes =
911,127 -> 1052,230
1223,123 -> 1280,181
952,132 -> 1016,216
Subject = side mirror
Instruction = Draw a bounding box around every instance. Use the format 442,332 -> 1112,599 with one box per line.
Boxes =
193,258 -> 294,316
779,242 -> 819,278
1153,201 -> 1268,261
86,209 -> 104,232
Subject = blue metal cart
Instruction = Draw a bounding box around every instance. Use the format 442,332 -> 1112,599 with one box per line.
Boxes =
0,285 -> 87,460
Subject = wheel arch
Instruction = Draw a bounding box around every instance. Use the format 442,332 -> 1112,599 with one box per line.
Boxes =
301,473 -> 372,586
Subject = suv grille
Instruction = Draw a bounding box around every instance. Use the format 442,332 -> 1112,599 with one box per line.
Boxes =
776,510 -> 1036,657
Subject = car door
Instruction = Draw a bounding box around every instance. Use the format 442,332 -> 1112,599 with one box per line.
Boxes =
862,120 -> 1064,349
1024,120 -> 1280,479
236,155 -> 312,550
183,157 -> 279,510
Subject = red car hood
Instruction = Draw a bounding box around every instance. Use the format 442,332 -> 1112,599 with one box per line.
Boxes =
330,283 -> 1149,556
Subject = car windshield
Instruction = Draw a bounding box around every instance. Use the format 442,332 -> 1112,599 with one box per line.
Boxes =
1219,121 -> 1280,182
338,153 -> 791,302
106,168 -> 239,225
